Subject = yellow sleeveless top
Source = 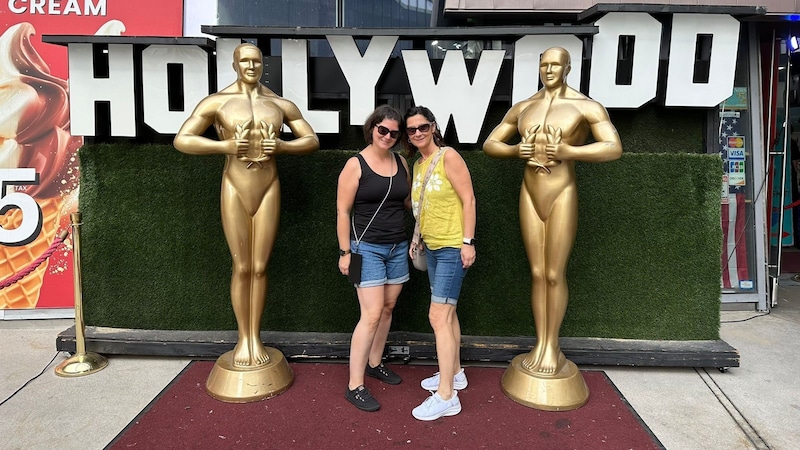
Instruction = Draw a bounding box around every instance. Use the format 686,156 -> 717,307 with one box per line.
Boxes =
412,148 -> 464,250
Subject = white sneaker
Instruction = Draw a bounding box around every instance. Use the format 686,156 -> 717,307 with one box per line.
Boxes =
412,391 -> 462,421
420,368 -> 468,391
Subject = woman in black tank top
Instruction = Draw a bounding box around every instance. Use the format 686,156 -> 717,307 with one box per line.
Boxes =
336,105 -> 412,412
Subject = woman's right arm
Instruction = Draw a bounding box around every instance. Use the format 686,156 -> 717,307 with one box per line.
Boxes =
336,157 -> 361,275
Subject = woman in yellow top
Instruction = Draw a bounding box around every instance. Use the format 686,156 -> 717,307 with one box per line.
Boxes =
405,106 -> 476,421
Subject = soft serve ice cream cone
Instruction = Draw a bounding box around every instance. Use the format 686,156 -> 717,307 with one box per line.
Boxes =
0,23 -> 81,308
0,20 -> 127,308
0,197 -> 63,308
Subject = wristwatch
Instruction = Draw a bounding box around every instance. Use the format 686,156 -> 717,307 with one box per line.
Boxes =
463,238 -> 476,246
339,248 -> 351,256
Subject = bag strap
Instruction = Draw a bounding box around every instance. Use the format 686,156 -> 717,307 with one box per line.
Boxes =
412,148 -> 445,245
353,154 -> 395,247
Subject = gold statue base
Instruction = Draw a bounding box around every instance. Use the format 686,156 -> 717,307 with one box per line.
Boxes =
54,352 -> 109,377
205,347 -> 294,403
501,353 -> 589,411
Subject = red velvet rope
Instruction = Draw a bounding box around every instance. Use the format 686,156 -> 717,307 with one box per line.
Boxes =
0,229 -> 69,290
784,199 -> 800,210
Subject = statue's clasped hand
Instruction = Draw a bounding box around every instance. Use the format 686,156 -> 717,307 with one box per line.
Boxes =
544,125 -> 563,165
235,120 -> 277,168
521,125 -> 563,173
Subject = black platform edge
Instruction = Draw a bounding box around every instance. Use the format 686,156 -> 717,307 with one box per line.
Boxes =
56,327 -> 739,368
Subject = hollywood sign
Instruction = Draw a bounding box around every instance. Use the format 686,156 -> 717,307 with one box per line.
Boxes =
53,12 -> 740,144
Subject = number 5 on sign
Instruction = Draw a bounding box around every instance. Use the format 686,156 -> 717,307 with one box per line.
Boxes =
0,168 -> 43,246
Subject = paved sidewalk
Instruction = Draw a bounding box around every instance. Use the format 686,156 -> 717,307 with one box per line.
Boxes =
1,285 -> 798,449
605,283 -> 800,450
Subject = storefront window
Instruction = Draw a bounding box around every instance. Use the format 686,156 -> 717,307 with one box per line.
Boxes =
217,1 -> 336,27
715,26 -> 757,295
217,0 -> 432,57
766,35 -> 800,304
343,0 -> 431,27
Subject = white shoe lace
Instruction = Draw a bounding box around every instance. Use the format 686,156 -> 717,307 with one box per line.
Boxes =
422,394 -> 440,409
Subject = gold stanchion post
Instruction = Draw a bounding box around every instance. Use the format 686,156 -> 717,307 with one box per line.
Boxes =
55,212 -> 108,377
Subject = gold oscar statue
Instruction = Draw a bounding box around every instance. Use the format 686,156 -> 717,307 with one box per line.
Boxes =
483,47 -> 622,410
174,43 -> 319,402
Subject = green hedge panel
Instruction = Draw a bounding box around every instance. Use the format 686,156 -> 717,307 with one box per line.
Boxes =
79,144 -> 722,340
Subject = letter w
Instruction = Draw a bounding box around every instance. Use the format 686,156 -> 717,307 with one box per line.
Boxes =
402,49 -> 504,144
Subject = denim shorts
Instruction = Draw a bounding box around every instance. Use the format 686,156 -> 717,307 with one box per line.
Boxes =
351,240 -> 410,288
426,246 -> 468,305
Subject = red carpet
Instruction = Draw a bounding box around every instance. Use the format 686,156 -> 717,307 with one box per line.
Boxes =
782,249 -> 800,273
108,361 -> 662,449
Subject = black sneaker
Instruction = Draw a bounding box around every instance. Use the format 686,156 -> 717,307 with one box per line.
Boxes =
366,362 -> 402,385
345,385 -> 380,412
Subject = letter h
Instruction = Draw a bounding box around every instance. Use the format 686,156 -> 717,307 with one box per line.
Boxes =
68,43 -> 136,137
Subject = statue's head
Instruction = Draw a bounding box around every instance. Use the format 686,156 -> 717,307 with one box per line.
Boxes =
539,47 -> 571,88
232,43 -> 263,84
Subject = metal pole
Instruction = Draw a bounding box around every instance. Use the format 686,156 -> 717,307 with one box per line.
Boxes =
55,211 -> 108,377
768,32 -> 778,309
775,43 -> 792,307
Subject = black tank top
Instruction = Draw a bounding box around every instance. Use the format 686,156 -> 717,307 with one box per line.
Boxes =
351,153 -> 409,244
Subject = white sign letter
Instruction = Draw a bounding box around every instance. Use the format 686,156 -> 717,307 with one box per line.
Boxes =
214,38 -> 241,91
9,1 -> 26,13
68,43 -> 136,136
85,0 -> 106,16
328,35 -> 397,125
403,49 -> 504,143
142,45 -> 209,134
589,13 -> 661,108
282,39 -> 339,133
665,14 -> 740,107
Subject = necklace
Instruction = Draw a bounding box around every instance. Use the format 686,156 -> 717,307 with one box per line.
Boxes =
419,149 -> 436,163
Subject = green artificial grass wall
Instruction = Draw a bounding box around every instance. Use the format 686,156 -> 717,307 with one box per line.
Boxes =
79,144 -> 722,340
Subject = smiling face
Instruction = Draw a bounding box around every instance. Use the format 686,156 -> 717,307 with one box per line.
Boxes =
233,44 -> 263,85
405,114 -> 435,149
372,119 -> 401,151
539,48 -> 570,89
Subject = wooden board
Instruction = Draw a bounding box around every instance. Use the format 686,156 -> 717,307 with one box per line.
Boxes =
56,327 -> 739,369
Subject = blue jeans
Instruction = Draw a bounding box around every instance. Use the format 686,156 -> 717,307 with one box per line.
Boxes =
426,246 -> 467,305
351,240 -> 410,288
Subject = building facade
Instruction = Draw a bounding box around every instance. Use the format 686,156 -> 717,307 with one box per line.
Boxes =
5,0 -> 799,314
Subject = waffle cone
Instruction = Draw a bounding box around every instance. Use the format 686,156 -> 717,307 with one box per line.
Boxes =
0,197 -> 63,309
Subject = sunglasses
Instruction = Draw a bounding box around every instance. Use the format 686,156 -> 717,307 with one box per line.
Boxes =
376,125 -> 401,139
406,122 -> 433,135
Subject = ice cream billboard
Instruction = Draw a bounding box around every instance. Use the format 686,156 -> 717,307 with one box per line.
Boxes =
1,1 -> 183,310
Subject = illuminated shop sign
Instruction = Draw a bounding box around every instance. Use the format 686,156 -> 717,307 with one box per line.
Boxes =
46,13 -> 741,144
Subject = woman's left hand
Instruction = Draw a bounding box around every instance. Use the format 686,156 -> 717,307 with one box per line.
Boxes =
461,245 -> 476,269
339,253 -> 351,276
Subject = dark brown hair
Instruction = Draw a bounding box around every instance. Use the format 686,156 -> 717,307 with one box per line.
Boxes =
363,105 -> 403,144
403,105 -> 445,158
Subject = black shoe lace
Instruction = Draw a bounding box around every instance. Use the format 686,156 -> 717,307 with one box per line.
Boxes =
356,388 -> 374,403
